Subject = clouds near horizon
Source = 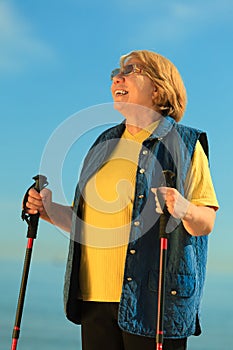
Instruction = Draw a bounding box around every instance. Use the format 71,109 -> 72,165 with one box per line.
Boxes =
0,1 -> 55,73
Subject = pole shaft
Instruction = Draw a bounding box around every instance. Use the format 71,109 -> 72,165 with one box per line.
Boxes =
156,236 -> 168,350
11,238 -> 34,348
155,170 -> 175,349
11,338 -> 18,350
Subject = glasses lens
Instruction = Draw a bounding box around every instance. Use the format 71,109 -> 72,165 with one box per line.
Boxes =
111,68 -> 120,80
123,65 -> 134,75
111,64 -> 142,80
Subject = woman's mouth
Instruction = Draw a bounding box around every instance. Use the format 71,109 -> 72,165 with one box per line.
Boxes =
115,89 -> 128,96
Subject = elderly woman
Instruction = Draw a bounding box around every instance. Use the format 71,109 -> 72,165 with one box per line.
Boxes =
26,50 -> 218,350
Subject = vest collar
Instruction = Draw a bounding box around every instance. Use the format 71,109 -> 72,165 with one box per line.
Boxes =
117,116 -> 176,141
149,116 -> 175,139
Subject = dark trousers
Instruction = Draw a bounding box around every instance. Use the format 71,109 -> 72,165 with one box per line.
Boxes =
81,302 -> 187,350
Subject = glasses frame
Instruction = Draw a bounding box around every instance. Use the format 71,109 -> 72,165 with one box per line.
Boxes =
110,64 -> 148,81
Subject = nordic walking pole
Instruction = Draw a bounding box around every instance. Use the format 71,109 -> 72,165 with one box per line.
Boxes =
11,175 -> 48,350
156,170 -> 175,350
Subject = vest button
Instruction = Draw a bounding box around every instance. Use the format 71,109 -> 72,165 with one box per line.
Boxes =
130,249 -> 136,255
134,221 -> 140,226
139,168 -> 145,174
142,150 -> 148,155
127,277 -> 133,282
171,290 -> 177,296
138,194 -> 144,199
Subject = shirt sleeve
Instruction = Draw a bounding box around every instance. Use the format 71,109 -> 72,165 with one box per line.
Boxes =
184,140 -> 219,210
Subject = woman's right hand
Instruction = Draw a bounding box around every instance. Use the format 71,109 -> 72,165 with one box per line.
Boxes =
25,188 -> 52,221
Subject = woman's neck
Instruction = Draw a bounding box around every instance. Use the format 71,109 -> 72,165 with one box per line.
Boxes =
125,113 -> 162,135
125,124 -> 144,135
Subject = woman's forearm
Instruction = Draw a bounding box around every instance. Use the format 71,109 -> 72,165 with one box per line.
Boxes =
182,204 -> 216,236
41,202 -> 73,233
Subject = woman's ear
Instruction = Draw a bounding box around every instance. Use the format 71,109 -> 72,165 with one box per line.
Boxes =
152,86 -> 158,101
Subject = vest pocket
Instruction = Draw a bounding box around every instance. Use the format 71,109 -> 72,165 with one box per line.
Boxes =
148,270 -> 196,298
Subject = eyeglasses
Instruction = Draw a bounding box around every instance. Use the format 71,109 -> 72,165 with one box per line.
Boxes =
110,64 -> 147,80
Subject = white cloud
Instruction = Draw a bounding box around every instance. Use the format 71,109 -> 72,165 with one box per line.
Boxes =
0,1 -> 55,73
171,0 -> 233,23
123,0 -> 233,47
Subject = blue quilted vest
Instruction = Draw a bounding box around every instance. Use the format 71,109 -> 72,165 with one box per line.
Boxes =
64,116 -> 209,339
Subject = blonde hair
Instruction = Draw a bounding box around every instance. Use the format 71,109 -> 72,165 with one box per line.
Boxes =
120,50 -> 187,122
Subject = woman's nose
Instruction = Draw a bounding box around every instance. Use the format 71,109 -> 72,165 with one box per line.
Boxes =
112,73 -> 124,84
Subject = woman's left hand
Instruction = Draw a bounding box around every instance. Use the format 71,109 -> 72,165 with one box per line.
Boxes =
151,187 -> 190,219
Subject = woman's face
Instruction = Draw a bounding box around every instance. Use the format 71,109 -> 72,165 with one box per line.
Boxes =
111,59 -> 157,114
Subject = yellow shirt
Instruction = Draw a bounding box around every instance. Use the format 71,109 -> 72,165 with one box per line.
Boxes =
79,124 -> 218,301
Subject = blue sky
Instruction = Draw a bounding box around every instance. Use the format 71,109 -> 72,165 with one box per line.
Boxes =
0,0 -> 233,272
